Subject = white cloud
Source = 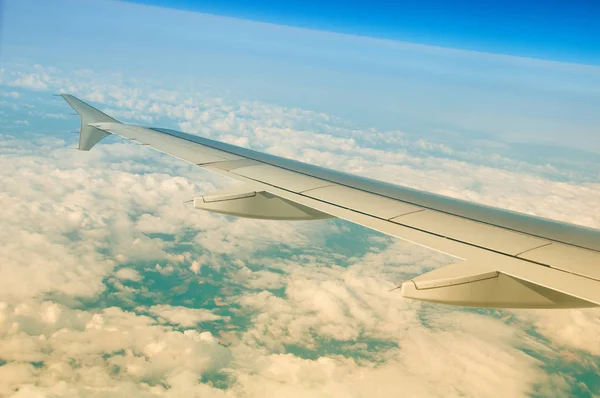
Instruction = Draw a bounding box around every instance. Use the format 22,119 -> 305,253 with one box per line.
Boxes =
1,91 -> 20,99
156,263 -> 175,275
225,244 -> 554,396
236,241 -> 451,348
41,112 -> 68,119
512,308 -> 600,356
9,72 -> 49,90
83,90 -> 105,103
189,260 -> 201,274
228,333 -> 547,398
0,363 -> 37,397
0,302 -> 231,396
0,139 -> 219,301
115,268 -> 142,282
14,119 -> 29,125
233,268 -> 286,290
193,217 -> 337,257
145,304 -> 223,327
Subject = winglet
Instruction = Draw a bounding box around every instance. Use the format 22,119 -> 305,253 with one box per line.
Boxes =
60,94 -> 120,151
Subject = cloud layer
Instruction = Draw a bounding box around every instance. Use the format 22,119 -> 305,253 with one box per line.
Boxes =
0,61 -> 599,397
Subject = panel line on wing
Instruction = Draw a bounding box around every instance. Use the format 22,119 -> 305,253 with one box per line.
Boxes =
386,208 -> 426,220
513,242 -> 554,257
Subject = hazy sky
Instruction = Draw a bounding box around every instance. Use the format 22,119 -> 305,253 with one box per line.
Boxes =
2,0 -> 600,152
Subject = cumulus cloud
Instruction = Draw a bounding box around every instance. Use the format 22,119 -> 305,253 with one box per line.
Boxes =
512,308 -> 600,356
228,319 -> 548,398
0,135 -> 232,301
217,238 -> 564,398
40,112 -> 68,120
145,304 -> 224,327
8,68 -> 50,90
1,91 -> 20,99
189,260 -> 202,274
0,301 -> 230,397
116,268 -> 143,282
236,241 -> 449,348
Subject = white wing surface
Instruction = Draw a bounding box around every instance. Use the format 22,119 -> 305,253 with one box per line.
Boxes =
61,94 -> 600,309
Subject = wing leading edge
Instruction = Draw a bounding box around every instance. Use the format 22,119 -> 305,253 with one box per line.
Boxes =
62,94 -> 600,309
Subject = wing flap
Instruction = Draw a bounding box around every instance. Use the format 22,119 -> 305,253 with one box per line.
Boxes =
194,189 -> 333,220
400,261 -> 598,308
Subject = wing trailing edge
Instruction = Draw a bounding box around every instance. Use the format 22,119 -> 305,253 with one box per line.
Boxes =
400,261 -> 598,308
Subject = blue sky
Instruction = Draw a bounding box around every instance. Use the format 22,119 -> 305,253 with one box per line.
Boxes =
122,0 -> 600,64
2,0 -> 599,152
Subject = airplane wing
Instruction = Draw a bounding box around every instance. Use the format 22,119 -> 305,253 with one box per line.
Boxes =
61,94 -> 600,309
